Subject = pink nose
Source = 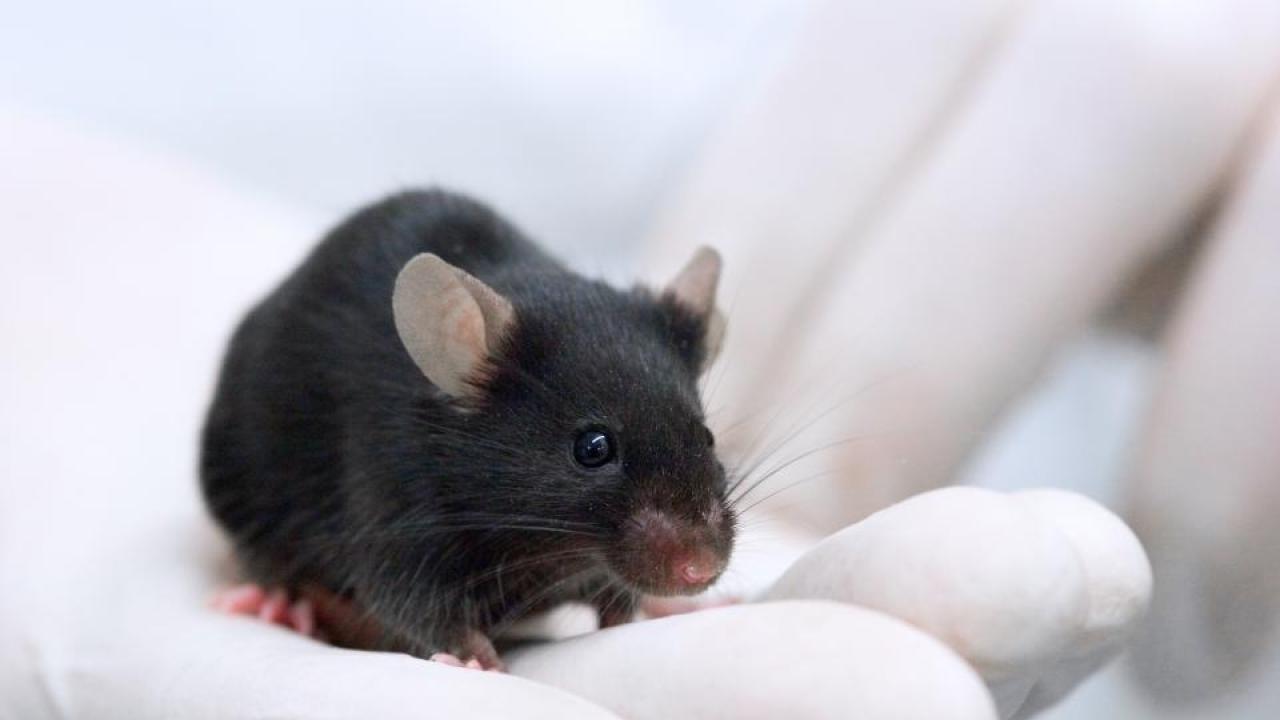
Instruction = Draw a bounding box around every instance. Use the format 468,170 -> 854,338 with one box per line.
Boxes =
620,508 -> 728,593
674,553 -> 720,587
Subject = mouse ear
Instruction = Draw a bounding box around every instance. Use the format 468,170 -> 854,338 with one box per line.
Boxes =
393,253 -> 514,399
664,246 -> 726,372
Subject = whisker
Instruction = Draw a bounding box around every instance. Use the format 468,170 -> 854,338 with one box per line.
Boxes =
736,466 -> 857,518
730,436 -> 865,508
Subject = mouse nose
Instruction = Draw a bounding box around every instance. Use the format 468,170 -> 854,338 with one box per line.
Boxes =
674,549 -> 721,587
615,508 -> 730,594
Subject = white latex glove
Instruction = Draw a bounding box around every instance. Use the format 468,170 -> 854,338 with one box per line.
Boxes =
0,107 -> 612,720
0,106 -> 998,720
507,486 -> 1152,720
644,0 -> 1280,709
645,0 -> 1280,532
1124,101 -> 1280,703
0,101 -> 1145,720
763,487 -> 1151,719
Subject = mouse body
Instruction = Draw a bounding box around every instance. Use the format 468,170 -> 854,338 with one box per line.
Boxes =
200,189 -> 734,665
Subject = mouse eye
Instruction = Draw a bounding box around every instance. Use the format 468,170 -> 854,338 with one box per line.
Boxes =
702,425 -> 715,448
573,427 -> 615,468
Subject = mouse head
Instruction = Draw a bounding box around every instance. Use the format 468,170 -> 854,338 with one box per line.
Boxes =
392,245 -> 735,596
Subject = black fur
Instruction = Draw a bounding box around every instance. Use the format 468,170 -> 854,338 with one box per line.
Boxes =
200,189 -> 735,657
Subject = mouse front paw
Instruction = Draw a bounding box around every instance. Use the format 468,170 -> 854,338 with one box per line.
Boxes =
431,629 -> 504,672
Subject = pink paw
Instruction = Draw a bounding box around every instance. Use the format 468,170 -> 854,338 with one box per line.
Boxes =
211,583 -> 317,637
430,652 -> 486,671
430,630 -> 505,672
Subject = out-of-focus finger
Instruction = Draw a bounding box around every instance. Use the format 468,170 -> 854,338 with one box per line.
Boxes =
1126,98 -> 1280,705
766,0 -> 1280,531
644,0 -> 1024,437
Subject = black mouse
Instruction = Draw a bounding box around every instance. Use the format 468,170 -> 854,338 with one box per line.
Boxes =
200,189 -> 735,668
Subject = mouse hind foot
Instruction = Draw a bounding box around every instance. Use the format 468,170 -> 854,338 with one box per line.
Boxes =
211,583 -> 319,638
212,584 -> 505,671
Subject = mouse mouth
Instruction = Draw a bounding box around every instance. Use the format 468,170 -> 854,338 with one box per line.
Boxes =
607,507 -> 733,596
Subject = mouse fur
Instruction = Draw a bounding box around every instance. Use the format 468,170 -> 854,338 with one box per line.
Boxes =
200,189 -> 735,660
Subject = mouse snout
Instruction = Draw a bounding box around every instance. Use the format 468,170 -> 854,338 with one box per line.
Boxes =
612,506 -> 732,595
673,547 -> 721,586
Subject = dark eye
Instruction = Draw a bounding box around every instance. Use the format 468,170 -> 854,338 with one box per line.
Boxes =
573,428 -> 615,468
702,425 -> 715,448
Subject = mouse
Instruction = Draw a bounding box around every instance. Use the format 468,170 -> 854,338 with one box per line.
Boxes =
200,189 -> 735,669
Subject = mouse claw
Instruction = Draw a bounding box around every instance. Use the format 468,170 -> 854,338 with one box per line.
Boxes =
430,638 -> 503,672
431,630 -> 505,671
430,652 -> 467,667
462,629 -> 505,672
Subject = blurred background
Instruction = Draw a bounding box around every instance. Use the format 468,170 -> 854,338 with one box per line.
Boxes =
1,0 -> 795,261
3,1 -> 1279,718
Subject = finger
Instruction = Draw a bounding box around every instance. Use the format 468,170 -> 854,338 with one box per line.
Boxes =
760,487 -> 1150,719
1125,97 -> 1280,704
643,0 -> 1023,438
1010,489 -> 1152,718
507,601 -> 996,720
762,487 -> 1092,718
764,0 -> 1280,531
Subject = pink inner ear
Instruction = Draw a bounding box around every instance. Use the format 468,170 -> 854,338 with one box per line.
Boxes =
422,282 -> 491,397
455,271 -> 515,351
445,296 -> 487,359
667,246 -> 722,317
394,253 -> 515,398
